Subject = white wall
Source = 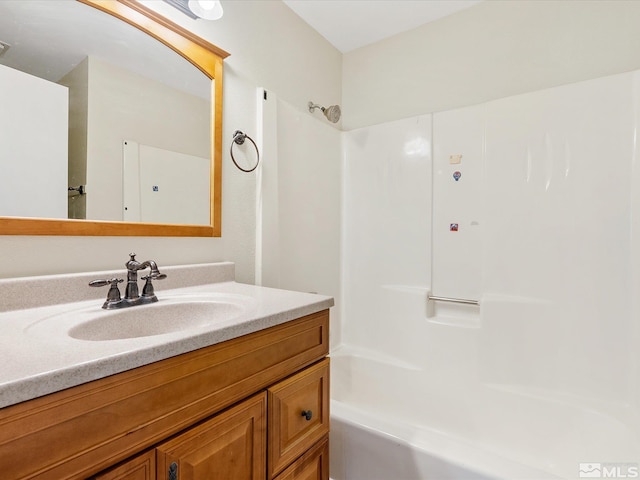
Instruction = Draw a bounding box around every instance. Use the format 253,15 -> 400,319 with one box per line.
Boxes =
343,0 -> 640,130
257,96 -> 342,346
0,1 -> 341,282
0,64 -> 68,219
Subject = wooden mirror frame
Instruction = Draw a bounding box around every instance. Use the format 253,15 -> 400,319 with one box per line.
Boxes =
0,0 -> 229,237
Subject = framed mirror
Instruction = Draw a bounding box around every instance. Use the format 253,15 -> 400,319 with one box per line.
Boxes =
0,0 -> 229,236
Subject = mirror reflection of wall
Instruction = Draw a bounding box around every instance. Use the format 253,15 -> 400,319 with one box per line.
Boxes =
0,0 -> 212,226
123,141 -> 210,225
60,56 -> 210,222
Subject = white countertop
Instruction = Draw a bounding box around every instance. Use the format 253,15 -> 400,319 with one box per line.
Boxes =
0,263 -> 333,409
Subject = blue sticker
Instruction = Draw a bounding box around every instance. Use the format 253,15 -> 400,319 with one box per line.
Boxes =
453,171 -> 461,181
152,185 -> 159,192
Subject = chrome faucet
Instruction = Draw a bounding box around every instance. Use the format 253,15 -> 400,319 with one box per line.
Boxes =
89,253 -> 167,309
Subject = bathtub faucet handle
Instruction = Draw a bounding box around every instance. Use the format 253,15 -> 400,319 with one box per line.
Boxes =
301,410 -> 313,421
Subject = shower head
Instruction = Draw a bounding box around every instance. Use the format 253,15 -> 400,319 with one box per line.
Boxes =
308,101 -> 341,123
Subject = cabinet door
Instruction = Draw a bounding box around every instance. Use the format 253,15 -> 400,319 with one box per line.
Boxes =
268,359 -> 330,477
274,436 -> 329,480
94,450 -> 156,480
156,393 -> 266,480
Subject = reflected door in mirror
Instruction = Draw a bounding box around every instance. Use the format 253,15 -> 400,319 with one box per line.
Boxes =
0,64 -> 68,218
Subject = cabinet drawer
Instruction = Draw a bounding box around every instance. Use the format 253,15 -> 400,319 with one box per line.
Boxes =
268,359 -> 330,477
274,436 -> 329,480
93,450 -> 155,480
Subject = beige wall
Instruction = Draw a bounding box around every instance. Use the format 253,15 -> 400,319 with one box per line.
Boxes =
342,0 -> 640,130
0,1 -> 342,282
85,56 -> 210,221
60,59 -> 88,220
61,56 -> 210,222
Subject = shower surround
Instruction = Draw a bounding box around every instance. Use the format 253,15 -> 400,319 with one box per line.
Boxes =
334,69 -> 640,479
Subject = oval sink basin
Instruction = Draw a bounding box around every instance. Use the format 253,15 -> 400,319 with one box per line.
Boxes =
69,301 -> 245,341
25,294 -> 254,342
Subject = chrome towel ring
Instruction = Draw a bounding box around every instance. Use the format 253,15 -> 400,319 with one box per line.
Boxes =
230,130 -> 260,172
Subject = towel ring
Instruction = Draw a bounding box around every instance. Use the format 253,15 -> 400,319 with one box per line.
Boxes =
230,130 -> 260,172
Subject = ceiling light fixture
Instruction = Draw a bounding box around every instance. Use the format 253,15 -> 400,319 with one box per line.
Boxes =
188,0 -> 224,20
162,0 -> 223,20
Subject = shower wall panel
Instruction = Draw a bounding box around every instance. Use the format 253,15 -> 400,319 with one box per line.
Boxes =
432,105 -> 485,302
343,69 -> 640,416
430,72 -> 635,400
479,72 -> 635,402
342,115 -> 432,362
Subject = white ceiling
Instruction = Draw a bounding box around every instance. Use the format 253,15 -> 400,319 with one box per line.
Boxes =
282,0 -> 483,53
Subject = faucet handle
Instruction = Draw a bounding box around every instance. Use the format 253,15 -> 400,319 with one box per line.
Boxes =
89,278 -> 123,288
89,278 -> 124,306
141,274 -> 156,297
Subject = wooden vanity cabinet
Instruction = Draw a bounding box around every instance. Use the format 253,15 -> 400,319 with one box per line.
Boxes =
154,392 -> 267,480
0,310 -> 330,480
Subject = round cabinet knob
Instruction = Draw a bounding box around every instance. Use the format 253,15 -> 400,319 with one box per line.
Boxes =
301,410 -> 313,421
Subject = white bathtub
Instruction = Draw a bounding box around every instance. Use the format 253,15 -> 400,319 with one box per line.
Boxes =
329,349 -> 639,480
331,401 -> 515,480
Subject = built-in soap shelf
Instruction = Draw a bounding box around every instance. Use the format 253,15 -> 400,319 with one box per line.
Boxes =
426,290 -> 481,327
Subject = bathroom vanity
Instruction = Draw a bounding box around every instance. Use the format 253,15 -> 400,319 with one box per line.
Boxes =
0,262 -> 332,479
